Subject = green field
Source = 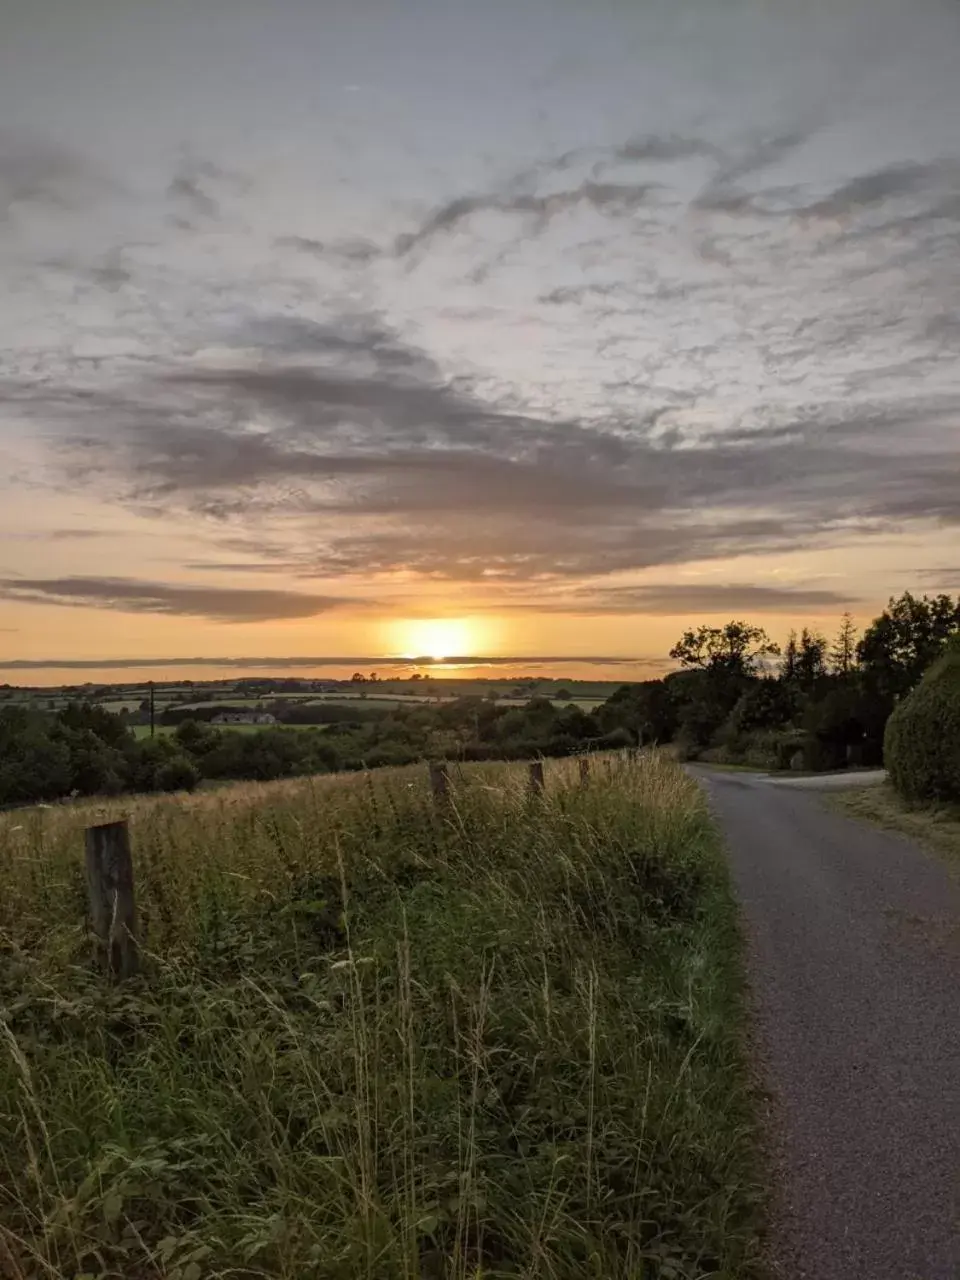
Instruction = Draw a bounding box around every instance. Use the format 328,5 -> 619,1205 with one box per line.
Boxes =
0,754 -> 762,1279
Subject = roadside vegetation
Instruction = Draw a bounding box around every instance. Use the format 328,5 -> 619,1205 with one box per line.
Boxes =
0,753 -> 763,1279
884,634 -> 960,804
836,633 -> 960,860
833,784 -> 960,865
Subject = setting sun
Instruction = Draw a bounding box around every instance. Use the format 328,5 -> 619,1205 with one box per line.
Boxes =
392,618 -> 486,661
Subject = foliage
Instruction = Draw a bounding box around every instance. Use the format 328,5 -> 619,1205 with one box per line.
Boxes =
636,596 -> 957,773
830,612 -> 859,676
884,644 -> 960,802
803,685 -> 891,767
597,681 -> 678,744
0,695 -> 614,808
858,592 -> 960,699
726,680 -> 796,736
669,622 -> 779,677
0,755 -> 764,1279
780,629 -> 828,693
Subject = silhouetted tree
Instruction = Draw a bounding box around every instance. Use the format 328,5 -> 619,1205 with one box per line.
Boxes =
670,621 -> 780,678
857,592 -> 960,698
830,612 -> 859,676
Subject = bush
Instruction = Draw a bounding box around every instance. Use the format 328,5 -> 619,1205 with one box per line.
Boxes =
156,754 -> 201,793
884,646 -> 960,802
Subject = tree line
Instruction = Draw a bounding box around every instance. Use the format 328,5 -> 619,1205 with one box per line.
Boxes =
0,691 -> 632,808
599,592 -> 960,772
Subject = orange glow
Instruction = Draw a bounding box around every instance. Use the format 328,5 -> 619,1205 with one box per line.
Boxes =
390,617 -> 494,661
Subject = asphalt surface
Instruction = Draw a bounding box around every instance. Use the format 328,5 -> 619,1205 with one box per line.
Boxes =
692,768 -> 960,1280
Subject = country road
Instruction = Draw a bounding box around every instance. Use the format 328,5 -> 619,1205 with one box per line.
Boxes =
692,767 -> 960,1280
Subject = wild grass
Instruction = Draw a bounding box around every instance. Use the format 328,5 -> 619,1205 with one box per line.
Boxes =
0,753 -> 762,1279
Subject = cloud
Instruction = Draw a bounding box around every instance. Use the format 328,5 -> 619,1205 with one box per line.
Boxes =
521,582 -> 858,615
166,156 -> 246,224
429,129 -> 773,251
275,234 -> 380,262
168,174 -> 219,220
0,133 -> 117,225
394,179 -> 659,255
0,577 -> 353,622
800,161 -> 959,222
20,305 -> 960,588
915,568 -> 960,591
695,155 -> 960,227
226,313 -> 433,371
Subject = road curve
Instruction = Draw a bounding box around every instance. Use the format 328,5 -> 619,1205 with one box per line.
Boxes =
692,768 -> 960,1280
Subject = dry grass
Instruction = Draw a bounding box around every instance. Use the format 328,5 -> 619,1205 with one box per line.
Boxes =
833,782 -> 960,866
0,752 -> 762,1279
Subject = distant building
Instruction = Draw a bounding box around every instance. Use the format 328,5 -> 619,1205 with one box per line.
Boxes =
211,711 -> 277,726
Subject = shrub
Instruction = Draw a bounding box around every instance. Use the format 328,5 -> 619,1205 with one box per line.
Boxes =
156,754 -> 201,793
884,644 -> 960,802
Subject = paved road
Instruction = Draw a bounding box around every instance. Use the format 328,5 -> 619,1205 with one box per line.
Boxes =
693,768 -> 960,1280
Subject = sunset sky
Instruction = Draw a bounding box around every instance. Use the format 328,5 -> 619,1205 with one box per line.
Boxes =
1,0 -> 959,684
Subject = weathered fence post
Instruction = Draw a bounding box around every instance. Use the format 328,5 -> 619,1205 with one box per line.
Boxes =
529,760 -> 545,797
579,756 -> 590,785
85,820 -> 139,979
429,761 -> 450,803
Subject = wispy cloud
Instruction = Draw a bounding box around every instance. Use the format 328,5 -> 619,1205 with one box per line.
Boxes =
0,577 -> 354,622
511,582 -> 859,615
26,334 -> 957,586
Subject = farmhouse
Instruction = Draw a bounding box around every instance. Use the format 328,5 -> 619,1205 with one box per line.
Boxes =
211,711 -> 277,726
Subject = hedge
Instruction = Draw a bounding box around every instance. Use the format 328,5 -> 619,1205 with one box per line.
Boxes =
884,645 -> 960,802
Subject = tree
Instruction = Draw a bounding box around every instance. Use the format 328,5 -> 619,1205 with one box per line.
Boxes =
830,612 -> 859,676
795,629 -> 828,692
598,681 -> 677,744
156,755 -> 201,793
670,621 -> 780,678
858,592 -> 960,698
728,679 -> 796,734
780,631 -> 800,683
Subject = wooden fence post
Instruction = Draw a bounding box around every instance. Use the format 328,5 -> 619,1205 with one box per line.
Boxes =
85,820 -> 139,979
529,760 -> 545,797
578,756 -> 590,785
429,761 -> 450,803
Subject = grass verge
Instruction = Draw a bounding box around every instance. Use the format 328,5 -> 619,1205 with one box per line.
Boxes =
0,753 -> 763,1279
833,782 -> 960,865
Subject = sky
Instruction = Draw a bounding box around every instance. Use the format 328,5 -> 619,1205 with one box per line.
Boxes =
1,0 -> 959,684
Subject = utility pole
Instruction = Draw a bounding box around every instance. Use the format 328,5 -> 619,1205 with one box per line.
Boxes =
149,680 -> 155,739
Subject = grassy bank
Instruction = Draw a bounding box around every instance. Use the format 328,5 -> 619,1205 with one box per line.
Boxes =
834,783 -> 960,866
0,754 -> 762,1279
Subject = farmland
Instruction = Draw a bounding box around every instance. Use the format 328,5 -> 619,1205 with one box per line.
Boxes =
0,753 -> 762,1279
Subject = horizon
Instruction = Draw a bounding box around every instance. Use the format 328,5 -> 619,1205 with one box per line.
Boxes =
0,598 -> 902,687
2,0 -> 959,669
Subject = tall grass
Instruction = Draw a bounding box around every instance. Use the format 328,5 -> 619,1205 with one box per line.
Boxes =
0,753 -> 762,1279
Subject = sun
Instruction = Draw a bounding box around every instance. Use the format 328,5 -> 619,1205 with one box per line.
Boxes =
396,618 -> 477,661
